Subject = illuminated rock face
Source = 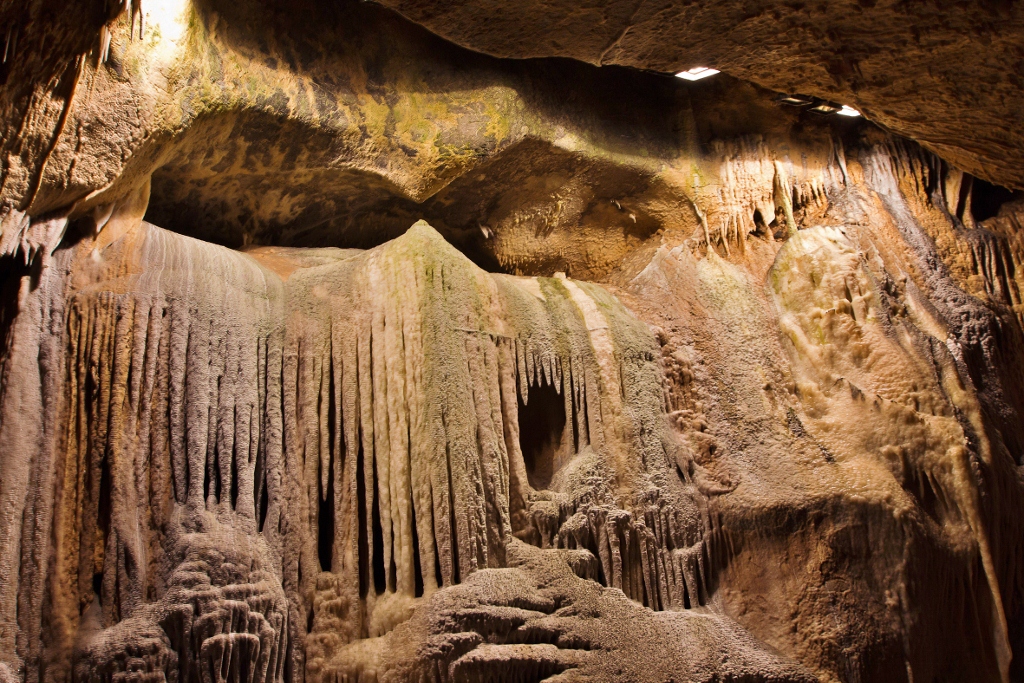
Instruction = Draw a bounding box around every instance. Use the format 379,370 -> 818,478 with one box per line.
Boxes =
371,0 -> 1024,192
1,2 -> 1024,683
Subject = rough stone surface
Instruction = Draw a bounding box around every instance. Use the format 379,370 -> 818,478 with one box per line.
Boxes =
370,0 -> 1024,191
1,1 -> 1024,683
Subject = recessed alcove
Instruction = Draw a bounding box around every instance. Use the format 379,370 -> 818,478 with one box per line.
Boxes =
971,177 -> 1020,223
517,381 -> 568,491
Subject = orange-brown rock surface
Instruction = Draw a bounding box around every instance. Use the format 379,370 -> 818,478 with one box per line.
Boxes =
371,0 -> 1024,191
1,1 -> 1023,683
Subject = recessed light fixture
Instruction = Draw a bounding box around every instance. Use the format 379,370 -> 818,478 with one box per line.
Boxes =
775,94 -> 817,106
809,101 -> 843,114
776,94 -> 864,119
675,67 -> 720,81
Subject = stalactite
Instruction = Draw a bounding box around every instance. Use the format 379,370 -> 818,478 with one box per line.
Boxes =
0,206 -> 69,268
695,137 -> 844,254
6,205 -> 933,683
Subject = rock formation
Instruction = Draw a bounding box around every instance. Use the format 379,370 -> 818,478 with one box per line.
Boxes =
371,0 -> 1024,191
1,1 -> 1023,682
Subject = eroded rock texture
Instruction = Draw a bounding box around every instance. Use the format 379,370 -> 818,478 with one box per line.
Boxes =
1,1 -> 1024,682
371,0 -> 1024,191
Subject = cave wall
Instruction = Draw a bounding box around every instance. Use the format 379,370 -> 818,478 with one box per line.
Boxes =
1,218 -> 810,682
1,1 -> 1024,682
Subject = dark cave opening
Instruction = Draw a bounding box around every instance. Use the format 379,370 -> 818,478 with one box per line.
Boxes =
517,381 -> 567,491
387,539 -> 397,594
91,573 -> 103,606
971,177 -> 1021,223
752,209 -> 767,236
357,438 -> 369,597
370,514 -> 387,589
366,446 -> 385,593
318,455 -> 335,573
411,508 -> 424,598
229,448 -> 239,509
753,208 -> 779,238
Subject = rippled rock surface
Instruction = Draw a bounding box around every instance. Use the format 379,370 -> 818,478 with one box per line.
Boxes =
1,1 -> 1023,682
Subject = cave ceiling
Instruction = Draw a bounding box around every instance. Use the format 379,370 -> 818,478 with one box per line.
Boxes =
1,1 -> 1024,683
373,0 -> 1024,191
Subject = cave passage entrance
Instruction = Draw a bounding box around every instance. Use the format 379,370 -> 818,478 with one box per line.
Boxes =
517,381 -> 568,490
970,177 -> 1021,223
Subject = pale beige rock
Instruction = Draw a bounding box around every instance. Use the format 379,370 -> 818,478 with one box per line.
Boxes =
1,2 -> 1023,683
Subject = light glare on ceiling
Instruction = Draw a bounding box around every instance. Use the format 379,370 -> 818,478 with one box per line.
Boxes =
837,105 -> 862,117
146,0 -> 189,45
675,67 -> 720,81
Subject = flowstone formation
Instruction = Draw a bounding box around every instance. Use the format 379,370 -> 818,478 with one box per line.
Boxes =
2,1 -> 1024,682
1,219 -> 809,683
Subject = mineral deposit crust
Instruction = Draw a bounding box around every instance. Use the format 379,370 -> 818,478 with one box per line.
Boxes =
1,1 -> 1024,682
